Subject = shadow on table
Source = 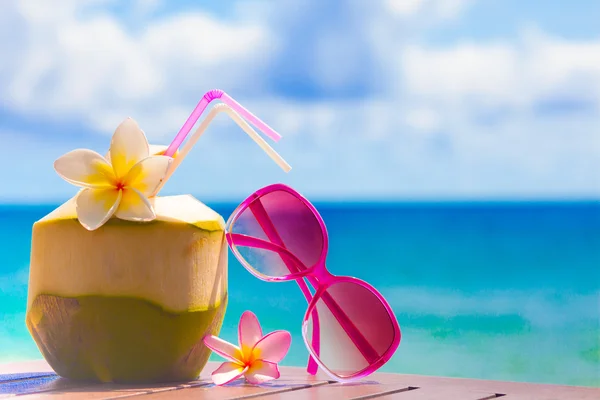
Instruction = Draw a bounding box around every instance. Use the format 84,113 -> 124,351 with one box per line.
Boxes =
0,373 -> 210,396
208,379 -> 320,389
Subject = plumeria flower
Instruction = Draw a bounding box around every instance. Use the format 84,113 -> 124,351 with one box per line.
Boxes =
203,311 -> 292,386
54,118 -> 173,231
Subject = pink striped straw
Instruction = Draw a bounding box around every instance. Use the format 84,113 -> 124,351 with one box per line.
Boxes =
164,89 -> 281,157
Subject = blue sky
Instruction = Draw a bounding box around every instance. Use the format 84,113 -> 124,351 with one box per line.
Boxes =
0,0 -> 598,202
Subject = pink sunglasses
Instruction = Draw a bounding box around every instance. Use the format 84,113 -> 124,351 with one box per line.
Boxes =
225,183 -> 401,382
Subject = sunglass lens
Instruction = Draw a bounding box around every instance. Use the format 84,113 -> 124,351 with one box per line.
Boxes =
303,281 -> 398,379
229,189 -> 324,279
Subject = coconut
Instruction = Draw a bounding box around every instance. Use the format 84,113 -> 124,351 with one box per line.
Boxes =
26,195 -> 228,383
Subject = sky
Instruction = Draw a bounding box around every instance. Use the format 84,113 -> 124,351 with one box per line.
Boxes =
0,0 -> 598,203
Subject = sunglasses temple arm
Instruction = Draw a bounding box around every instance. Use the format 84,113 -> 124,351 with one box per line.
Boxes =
295,277 -> 320,374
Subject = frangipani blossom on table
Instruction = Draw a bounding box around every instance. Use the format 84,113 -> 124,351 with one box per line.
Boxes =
53,118 -> 173,231
203,311 -> 292,386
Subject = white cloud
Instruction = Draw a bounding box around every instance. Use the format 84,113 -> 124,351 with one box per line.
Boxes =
0,0 -> 598,200
386,0 -> 471,20
386,0 -> 426,17
525,30 -> 600,104
132,0 -> 162,17
394,29 -> 600,198
400,28 -> 600,113
433,0 -> 472,20
402,43 -> 520,106
0,0 -> 270,139
405,107 -> 441,132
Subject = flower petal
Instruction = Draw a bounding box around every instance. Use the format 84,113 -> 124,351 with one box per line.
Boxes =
251,331 -> 292,364
149,144 -> 179,157
211,362 -> 248,386
111,144 -> 177,158
124,156 -> 172,196
244,360 -> 280,385
110,118 -> 149,179
148,144 -> 168,156
203,335 -> 244,364
239,311 -> 263,358
114,187 -> 155,221
54,149 -> 116,188
75,188 -> 122,230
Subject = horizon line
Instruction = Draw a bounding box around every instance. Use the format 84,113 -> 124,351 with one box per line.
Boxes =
0,196 -> 598,207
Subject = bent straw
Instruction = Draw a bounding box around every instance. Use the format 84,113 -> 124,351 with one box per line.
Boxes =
164,89 -> 281,157
153,103 -> 291,196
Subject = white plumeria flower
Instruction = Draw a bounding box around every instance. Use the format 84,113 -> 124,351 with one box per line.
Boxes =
54,118 -> 173,231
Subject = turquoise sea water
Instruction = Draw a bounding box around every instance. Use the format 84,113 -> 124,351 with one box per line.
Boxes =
0,201 -> 598,387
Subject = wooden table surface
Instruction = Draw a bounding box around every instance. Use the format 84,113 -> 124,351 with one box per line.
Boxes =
0,360 -> 597,399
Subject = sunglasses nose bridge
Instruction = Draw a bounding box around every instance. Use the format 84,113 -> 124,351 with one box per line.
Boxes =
312,262 -> 334,285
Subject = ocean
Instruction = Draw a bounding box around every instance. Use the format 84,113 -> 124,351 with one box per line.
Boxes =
0,201 -> 598,387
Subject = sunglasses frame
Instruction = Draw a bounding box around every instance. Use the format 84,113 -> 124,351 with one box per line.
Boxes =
225,183 -> 401,382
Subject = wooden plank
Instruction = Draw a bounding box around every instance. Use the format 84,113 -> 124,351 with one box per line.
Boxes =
498,392 -> 600,400
121,379 -> 330,400
352,373 -> 599,399
0,363 -> 211,398
266,372 -> 414,400
264,384 -> 413,399
371,386 -> 499,399
16,389 -> 148,400
264,371 -> 494,400
0,362 -> 329,399
126,365 -> 332,400
0,360 -> 597,399
17,381 -> 210,400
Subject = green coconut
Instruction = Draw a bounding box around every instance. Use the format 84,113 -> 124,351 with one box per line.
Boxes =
26,195 -> 228,383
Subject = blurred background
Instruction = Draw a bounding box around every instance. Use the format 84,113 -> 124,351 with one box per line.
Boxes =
0,0 -> 598,387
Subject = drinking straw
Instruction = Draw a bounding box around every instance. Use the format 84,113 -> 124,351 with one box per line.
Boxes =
164,89 -> 281,157
153,103 -> 291,196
